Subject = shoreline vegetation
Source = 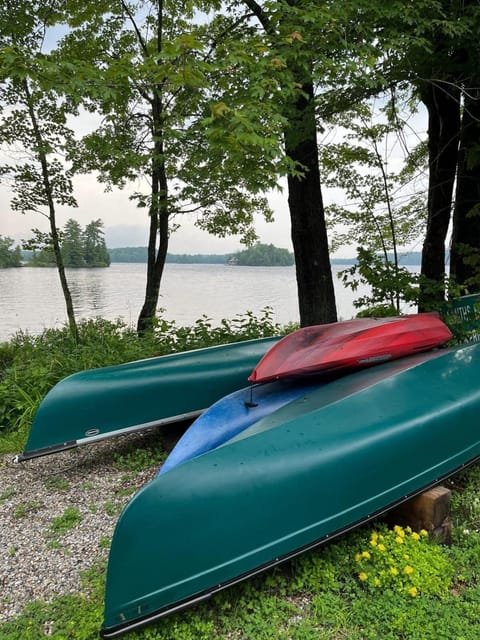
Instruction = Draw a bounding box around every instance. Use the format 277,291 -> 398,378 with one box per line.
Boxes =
4,237 -> 424,268
0,317 -> 479,638
108,245 -> 424,266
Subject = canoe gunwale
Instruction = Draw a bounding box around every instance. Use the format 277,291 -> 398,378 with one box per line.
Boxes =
15,409 -> 203,463
100,452 -> 480,639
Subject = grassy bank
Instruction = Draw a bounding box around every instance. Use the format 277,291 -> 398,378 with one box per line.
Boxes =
1,315 -> 479,639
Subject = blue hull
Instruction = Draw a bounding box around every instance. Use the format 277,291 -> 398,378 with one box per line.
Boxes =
160,379 -> 319,474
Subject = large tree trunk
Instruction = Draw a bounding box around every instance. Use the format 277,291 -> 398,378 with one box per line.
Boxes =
450,88 -> 480,294
243,0 -> 337,327
285,80 -> 337,326
418,81 -> 461,311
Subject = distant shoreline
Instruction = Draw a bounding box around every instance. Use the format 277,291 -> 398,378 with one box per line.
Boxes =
106,247 -> 423,266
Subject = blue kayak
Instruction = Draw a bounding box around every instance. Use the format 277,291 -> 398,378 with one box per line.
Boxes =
159,379 -> 320,475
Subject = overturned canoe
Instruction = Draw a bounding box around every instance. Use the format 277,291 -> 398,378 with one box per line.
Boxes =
101,340 -> 480,638
17,337 -> 279,461
249,313 -> 452,383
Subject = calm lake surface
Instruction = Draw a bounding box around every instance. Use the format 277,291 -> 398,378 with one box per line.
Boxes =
0,262 -> 370,342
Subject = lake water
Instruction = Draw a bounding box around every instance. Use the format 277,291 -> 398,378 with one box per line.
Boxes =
0,262 -> 372,342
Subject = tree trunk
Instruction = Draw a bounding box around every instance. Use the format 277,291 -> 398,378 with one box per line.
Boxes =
285,80 -> 337,326
418,81 -> 461,311
243,0 -> 337,327
23,79 -> 79,342
450,88 -> 480,293
136,0 -> 170,335
136,87 -> 169,334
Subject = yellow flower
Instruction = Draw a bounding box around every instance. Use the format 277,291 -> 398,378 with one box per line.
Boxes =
405,526 -> 412,534
359,572 -> 368,582
377,544 -> 386,552
395,536 -> 404,544
371,532 -> 378,542
361,551 -> 371,559
420,529 -> 429,537
374,577 -> 381,586
394,525 -> 405,537
355,553 -> 362,562
390,567 -> 399,576
404,565 -> 414,575
408,586 -> 418,597
411,532 -> 421,541
370,539 -> 378,547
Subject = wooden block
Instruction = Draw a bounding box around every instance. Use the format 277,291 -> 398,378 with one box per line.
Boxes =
386,486 -> 451,535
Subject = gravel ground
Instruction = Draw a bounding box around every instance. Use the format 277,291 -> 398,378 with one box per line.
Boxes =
0,432 -> 166,623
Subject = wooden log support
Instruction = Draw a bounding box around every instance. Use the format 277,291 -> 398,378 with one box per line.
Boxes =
386,486 -> 452,543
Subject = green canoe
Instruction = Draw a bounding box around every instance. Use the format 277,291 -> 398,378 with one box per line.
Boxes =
17,337 -> 279,461
101,339 -> 480,638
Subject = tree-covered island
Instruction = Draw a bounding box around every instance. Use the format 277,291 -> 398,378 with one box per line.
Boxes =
24,219 -> 110,268
0,235 -> 22,268
231,243 -> 294,266
107,243 -> 295,266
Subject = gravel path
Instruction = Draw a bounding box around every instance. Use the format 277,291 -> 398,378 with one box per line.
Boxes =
0,432 -> 166,623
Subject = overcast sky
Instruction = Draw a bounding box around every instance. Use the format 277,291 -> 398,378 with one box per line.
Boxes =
0,174 -> 303,253
0,103 -> 426,259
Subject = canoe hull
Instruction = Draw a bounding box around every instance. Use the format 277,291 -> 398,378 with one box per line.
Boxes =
249,314 -> 451,382
19,337 -> 279,461
102,342 -> 480,637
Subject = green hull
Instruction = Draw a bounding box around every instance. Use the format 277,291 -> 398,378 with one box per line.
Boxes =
19,337 -> 279,461
102,342 -> 480,637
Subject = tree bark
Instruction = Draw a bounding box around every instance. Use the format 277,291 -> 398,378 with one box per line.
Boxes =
136,147 -> 169,334
450,88 -> 480,293
243,0 -> 337,326
285,80 -> 337,326
418,81 -> 461,311
136,0 -> 170,335
23,79 -> 79,342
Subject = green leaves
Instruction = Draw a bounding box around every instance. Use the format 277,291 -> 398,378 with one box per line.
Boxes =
0,236 -> 22,268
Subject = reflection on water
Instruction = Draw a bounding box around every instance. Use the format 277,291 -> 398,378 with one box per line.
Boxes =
0,262 -> 375,342
69,271 -> 105,311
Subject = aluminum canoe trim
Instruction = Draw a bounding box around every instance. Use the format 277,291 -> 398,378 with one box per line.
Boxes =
100,454 -> 479,639
14,409 -> 203,463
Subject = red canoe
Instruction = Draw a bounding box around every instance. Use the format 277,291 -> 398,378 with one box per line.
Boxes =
248,314 -> 452,383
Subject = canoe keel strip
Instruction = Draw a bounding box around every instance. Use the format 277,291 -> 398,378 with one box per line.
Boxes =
101,342 -> 480,637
